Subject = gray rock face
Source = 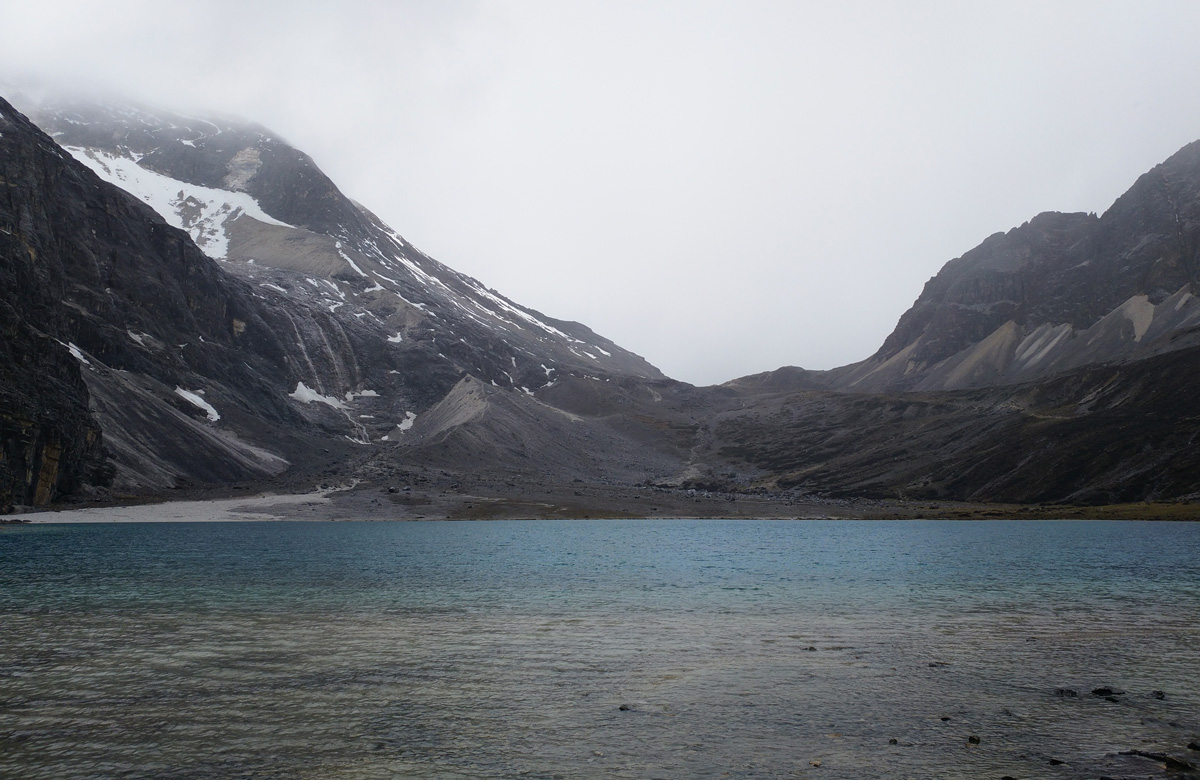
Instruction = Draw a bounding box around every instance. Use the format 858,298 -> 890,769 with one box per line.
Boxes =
712,139 -> 1200,502
0,107 -> 109,511
1,97 -> 272,507
28,98 -> 663,388
0,94 -> 668,508
7,88 -> 1200,510
715,340 -> 1200,503
825,141 -> 1200,392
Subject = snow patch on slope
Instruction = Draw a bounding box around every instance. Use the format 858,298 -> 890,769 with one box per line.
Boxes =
59,340 -> 92,367
467,281 -> 572,340
380,411 -> 417,441
1120,295 -> 1154,341
335,241 -> 368,277
64,146 -> 294,259
174,387 -> 220,422
289,382 -> 347,409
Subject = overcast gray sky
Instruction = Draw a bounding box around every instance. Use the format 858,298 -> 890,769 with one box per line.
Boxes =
5,1 -> 1200,385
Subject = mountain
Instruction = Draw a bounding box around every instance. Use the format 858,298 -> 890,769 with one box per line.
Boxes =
2,93 -> 343,508
0,94 -> 669,511
714,342 -> 1200,503
6,88 -> 1200,513
712,139 -> 1200,504
28,98 -> 662,385
824,142 -> 1200,392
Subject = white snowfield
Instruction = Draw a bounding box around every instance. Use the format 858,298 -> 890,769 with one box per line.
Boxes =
62,341 -> 92,367
380,411 -> 417,441
289,382 -> 347,410
335,241 -> 368,277
63,146 -> 295,259
174,387 -> 220,422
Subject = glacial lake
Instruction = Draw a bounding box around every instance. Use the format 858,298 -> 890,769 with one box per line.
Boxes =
1,518 -> 1198,779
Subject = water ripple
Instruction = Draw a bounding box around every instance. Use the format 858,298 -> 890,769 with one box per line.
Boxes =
2,518 -> 1198,779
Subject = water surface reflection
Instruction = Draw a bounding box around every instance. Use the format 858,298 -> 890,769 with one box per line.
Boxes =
2,519 -> 1197,778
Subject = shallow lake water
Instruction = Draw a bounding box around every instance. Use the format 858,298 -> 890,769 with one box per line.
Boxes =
2,518 -> 1198,779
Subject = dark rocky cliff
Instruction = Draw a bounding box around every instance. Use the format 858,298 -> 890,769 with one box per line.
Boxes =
1,95 -> 673,510
825,141 -> 1200,392
874,212 -> 1098,369
716,342 -> 1200,503
1,96 -> 316,508
711,139 -> 1200,502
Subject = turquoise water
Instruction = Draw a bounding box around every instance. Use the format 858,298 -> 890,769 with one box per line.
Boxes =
1,518 -> 1198,779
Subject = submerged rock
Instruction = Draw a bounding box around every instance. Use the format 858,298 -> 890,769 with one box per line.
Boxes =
1120,749 -> 1197,772
1091,686 -> 1123,697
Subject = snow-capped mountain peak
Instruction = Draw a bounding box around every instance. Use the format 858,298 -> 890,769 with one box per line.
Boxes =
27,97 -> 663,393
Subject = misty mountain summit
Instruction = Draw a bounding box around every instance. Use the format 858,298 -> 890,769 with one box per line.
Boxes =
4,92 -> 1200,513
1,94 -> 663,511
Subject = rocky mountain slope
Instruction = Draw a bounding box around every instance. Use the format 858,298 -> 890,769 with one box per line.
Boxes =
2,94 -> 340,508
819,142 -> 1200,393
29,99 -> 659,386
711,139 -> 1200,504
715,342 -> 1200,503
0,94 -> 669,511
6,88 -> 1200,512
